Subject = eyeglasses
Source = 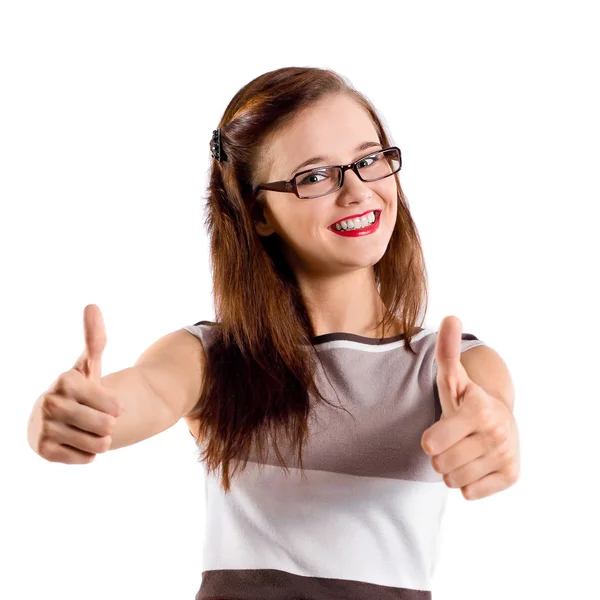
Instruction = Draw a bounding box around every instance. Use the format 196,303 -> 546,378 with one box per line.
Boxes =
255,146 -> 402,199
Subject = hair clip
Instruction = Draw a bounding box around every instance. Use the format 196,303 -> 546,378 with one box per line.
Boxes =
211,128 -> 225,162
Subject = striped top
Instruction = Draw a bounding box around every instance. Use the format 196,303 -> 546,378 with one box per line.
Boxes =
181,320 -> 486,600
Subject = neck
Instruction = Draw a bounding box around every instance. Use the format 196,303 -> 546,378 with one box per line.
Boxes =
297,267 -> 402,338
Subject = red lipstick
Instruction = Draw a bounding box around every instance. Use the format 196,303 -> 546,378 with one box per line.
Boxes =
328,210 -> 381,237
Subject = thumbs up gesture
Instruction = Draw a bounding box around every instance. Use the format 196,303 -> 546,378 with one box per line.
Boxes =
27,304 -> 125,464
420,316 -> 520,501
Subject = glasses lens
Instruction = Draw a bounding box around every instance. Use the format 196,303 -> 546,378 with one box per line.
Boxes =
357,148 -> 401,182
293,148 -> 401,198
295,167 -> 342,199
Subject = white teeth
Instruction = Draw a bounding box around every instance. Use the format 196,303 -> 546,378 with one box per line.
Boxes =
333,210 -> 377,231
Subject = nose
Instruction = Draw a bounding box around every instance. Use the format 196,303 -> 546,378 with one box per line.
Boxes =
337,168 -> 373,204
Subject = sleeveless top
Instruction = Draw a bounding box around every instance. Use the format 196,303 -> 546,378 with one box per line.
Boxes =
181,320 -> 486,600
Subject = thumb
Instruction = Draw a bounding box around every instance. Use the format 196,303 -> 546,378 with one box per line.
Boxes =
435,315 -> 470,415
73,304 -> 107,383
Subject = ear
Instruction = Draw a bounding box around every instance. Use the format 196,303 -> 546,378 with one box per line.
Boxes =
255,220 -> 275,237
253,202 -> 276,237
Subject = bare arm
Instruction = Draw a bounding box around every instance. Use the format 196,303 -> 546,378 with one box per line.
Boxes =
102,329 -> 205,451
100,366 -> 177,451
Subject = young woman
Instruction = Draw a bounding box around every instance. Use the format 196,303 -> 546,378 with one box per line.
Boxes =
29,66 -> 518,600
179,67 -> 499,600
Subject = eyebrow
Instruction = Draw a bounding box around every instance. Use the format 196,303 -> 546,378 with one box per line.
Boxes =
290,141 -> 383,177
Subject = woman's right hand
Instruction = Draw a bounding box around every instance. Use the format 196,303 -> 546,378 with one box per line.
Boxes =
27,304 -> 125,464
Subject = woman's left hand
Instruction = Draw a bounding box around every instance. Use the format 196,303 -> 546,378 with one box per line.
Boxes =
421,316 -> 520,501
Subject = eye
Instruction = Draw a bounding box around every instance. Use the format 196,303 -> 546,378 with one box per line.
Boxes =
357,158 -> 372,169
298,170 -> 331,186
356,154 -> 379,169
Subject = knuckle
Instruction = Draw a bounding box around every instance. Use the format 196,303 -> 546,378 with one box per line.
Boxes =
41,394 -> 61,418
109,398 -> 122,416
495,439 -> 510,458
57,370 -> 77,396
478,406 -> 494,428
40,418 -> 57,440
94,435 -> 112,453
37,437 -> 50,458
38,438 -> 59,461
98,414 -> 117,437
490,424 -> 507,442
99,436 -> 112,453
507,463 -> 520,484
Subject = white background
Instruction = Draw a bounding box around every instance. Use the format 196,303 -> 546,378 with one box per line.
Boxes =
2,1 -> 598,599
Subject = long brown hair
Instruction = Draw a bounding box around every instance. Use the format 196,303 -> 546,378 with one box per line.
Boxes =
187,66 -> 429,492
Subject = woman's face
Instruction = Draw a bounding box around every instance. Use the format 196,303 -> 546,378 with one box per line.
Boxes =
255,94 -> 398,278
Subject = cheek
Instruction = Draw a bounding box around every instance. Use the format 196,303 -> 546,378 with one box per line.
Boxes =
288,206 -> 328,234
271,210 -> 320,245
381,177 -> 398,199
287,216 -> 331,252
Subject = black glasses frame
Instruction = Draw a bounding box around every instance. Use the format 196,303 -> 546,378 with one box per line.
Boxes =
255,146 -> 402,199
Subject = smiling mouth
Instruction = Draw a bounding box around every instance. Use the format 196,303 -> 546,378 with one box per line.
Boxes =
328,210 -> 381,231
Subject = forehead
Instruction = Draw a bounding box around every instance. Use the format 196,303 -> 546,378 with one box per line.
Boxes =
267,94 -> 378,178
